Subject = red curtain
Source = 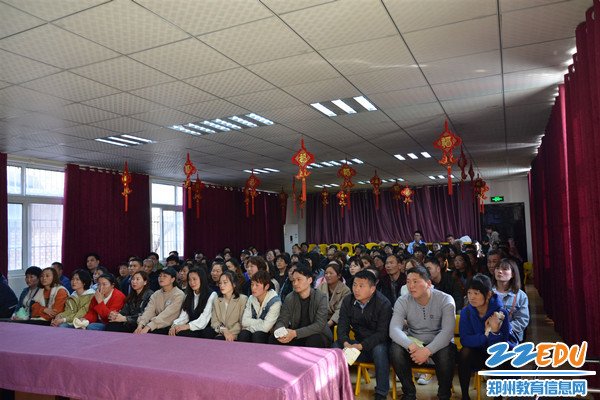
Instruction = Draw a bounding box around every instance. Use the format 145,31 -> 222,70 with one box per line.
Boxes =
0,153 -> 7,278
530,0 -> 600,367
61,164 -> 150,276
183,186 -> 283,259
306,182 -> 480,244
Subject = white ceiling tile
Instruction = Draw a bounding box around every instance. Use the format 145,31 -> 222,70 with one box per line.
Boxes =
130,38 -> 239,80
0,24 -> 118,69
0,49 -> 62,84
22,72 -> 120,102
501,1 -> 591,47
200,17 -> 312,65
56,1 -> 189,54
131,109 -> 196,126
432,75 -> 503,101
404,16 -> 499,63
3,0 -> 107,21
72,56 -> 175,91
54,125 -> 122,140
59,103 -> 120,124
504,86 -> 557,107
369,87 -> 437,108
259,105 -> 324,124
178,99 -> 249,121
0,103 -> 30,119
503,38 -> 574,73
0,86 -> 70,112
281,0 -> 397,50
248,52 -> 340,87
4,111 -> 78,131
82,92 -> 165,115
384,102 -> 444,122
422,51 -> 502,84
283,77 -> 360,103
261,0 -> 335,14
131,81 -> 216,108
504,67 -> 565,92
0,3 -> 45,38
441,93 -> 503,114
185,68 -> 275,98
347,67 -> 428,95
136,0 -> 272,36
227,88 -> 303,112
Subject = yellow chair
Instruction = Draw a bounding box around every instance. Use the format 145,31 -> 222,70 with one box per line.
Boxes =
341,242 -> 353,255
355,363 -> 398,400
318,244 -> 327,255
365,242 -> 378,250
523,261 -> 533,284
308,244 -> 317,252
330,243 -> 340,250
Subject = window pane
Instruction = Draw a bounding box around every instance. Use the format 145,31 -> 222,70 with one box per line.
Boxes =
162,210 -> 183,258
29,204 -> 63,268
176,186 -> 183,206
151,207 -> 162,259
8,204 -> 22,271
152,183 -> 175,205
26,168 -> 64,197
7,166 -> 22,195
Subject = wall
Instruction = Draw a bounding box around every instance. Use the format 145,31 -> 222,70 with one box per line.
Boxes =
283,197 -> 307,254
483,176 -> 532,262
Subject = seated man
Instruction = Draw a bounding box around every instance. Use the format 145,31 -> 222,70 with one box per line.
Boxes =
337,270 -> 392,400
378,254 -> 405,306
270,266 -> 332,348
389,266 -> 456,400
135,267 -> 184,335
51,262 -> 72,294
424,256 -> 464,312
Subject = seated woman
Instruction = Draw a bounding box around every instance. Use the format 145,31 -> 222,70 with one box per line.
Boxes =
115,262 -> 129,293
211,271 -> 247,341
30,267 -> 69,323
273,254 -> 290,291
177,262 -> 191,291
77,273 -> 126,331
344,256 -> 365,288
209,262 -> 224,294
106,271 -> 153,333
12,266 -> 42,320
91,266 -> 108,291
492,258 -> 529,342
316,262 -> 350,330
169,267 -> 217,338
225,258 -> 246,292
452,253 -> 475,296
458,274 -> 515,400
239,270 -> 281,343
51,270 -> 94,328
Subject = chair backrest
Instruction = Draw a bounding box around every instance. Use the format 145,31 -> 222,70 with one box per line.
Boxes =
365,242 -> 378,250
318,244 -> 328,255
341,243 -> 353,255
454,314 -> 462,351
308,244 -> 318,253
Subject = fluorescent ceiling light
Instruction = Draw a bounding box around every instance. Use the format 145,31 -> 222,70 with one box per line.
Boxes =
353,96 -> 377,111
264,168 -> 279,172
421,152 -> 431,158
398,178 -> 405,182
381,179 -> 388,183
311,163 -> 323,168
328,161 -> 341,166
229,116 -> 258,128
202,120 -> 230,131
438,175 -> 445,179
107,136 -> 139,145
320,162 -> 333,167
186,123 -> 215,134
315,185 -> 322,188
246,113 -> 274,125
407,153 -> 418,159
254,169 -> 269,173
341,159 -> 351,164
310,103 -> 336,117
450,174 -> 455,178
351,158 -> 363,164
95,138 -> 128,147
394,154 -> 406,161
331,183 -> 339,187
323,184 -> 331,188
428,176 -> 436,180
121,134 -> 154,143
169,125 -> 201,135
332,99 -> 356,114
213,119 -> 242,130
243,169 -> 255,174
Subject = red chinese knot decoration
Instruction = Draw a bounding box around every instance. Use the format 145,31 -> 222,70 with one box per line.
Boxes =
292,139 -> 314,202
183,153 -> 197,208
457,146 -> 468,200
472,174 -> 489,213
336,189 -> 348,218
191,175 -> 205,219
433,120 -> 462,195
299,198 -> 305,219
121,161 -> 132,212
401,184 -> 414,215
245,170 -> 260,216
369,170 -> 382,211
278,188 -> 288,222
468,161 -> 475,203
390,180 -> 403,216
321,187 -> 329,216
337,159 -> 356,210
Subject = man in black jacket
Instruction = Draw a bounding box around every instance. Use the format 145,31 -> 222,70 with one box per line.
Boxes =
337,270 -> 392,400
424,256 -> 464,312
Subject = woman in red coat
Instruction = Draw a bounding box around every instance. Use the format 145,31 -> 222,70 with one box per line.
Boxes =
78,273 -> 125,331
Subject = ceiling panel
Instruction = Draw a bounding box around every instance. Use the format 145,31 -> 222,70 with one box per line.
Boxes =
0,49 -> 61,84
131,81 -> 216,108
226,88 -> 303,112
347,66 -> 428,95
22,72 -> 120,102
421,51 -> 501,85
0,3 -> 44,38
2,0 -> 107,21
185,67 -> 275,98
503,38 -> 575,73
0,86 -> 70,112
432,75 -> 503,101
82,92 -> 165,115
247,52 -> 340,87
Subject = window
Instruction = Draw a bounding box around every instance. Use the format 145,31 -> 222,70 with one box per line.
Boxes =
7,165 -> 64,271
151,182 -> 183,259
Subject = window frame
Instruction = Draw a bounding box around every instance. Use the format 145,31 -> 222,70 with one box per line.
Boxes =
150,179 -> 184,260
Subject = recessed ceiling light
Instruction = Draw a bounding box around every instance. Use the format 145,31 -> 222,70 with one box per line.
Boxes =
352,158 -> 363,164
95,138 -> 129,147
320,162 -> 333,167
311,163 -> 323,168
332,99 -> 356,114
213,119 -> 242,130
340,159 -> 352,164
246,113 -> 274,125
202,120 -> 230,132
186,123 -> 216,134
407,153 -> 418,159
243,169 -> 254,174
254,169 -> 269,173
394,154 -> 406,161
331,183 -> 339,187
264,168 -> 280,172
437,175 -> 445,179
169,125 -> 201,135
107,136 -> 139,145
381,179 -> 388,183
421,152 -> 431,158
450,174 -> 455,178
398,178 -> 405,182
315,185 -> 322,188
121,134 -> 154,143
229,116 -> 258,128
353,96 -> 377,111
310,103 -> 336,117
428,176 -> 436,180
329,161 -> 341,166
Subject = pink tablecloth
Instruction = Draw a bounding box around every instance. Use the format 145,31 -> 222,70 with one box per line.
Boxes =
0,322 -> 353,400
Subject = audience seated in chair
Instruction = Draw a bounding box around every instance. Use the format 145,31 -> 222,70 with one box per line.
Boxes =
210,271 -> 247,341
30,267 -> 70,323
424,257 -> 464,312
78,273 -> 125,331
106,270 -> 153,333
378,254 -> 405,305
239,271 -> 281,344
11,266 -> 42,320
492,258 -> 529,342
51,270 -> 94,328
316,261 -> 350,330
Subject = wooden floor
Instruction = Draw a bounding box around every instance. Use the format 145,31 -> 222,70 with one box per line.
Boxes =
352,283 -> 596,399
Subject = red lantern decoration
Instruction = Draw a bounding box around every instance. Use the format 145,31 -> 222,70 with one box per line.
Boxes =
457,146 -> 468,200
336,189 -> 348,218
472,174 -> 489,213
292,177 -> 297,215
401,184 -> 414,215
337,159 -> 356,210
369,170 -> 382,211
245,170 -> 260,216
183,153 -> 197,208
292,139 -> 315,201
278,188 -> 288,222
121,161 -> 132,212
468,161 -> 475,203
321,187 -> 329,216
390,180 -> 403,216
433,120 -> 462,195
191,175 -> 205,219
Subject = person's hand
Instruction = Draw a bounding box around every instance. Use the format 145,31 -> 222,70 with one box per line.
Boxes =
222,328 -> 234,342
407,342 -> 419,354
50,316 -> 64,327
278,329 -> 297,343
486,312 -> 503,333
327,320 -> 334,327
43,307 -> 57,317
345,342 -> 363,351
94,290 -> 104,303
168,326 -> 177,336
134,325 -> 150,334
110,313 -> 126,323
409,346 -> 432,365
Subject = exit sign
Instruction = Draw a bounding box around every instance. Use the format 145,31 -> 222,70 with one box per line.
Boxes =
491,196 -> 504,202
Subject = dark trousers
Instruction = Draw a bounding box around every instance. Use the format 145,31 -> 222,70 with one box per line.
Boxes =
390,342 -> 456,400
176,326 -> 215,339
149,327 -> 170,335
268,333 -> 330,348
458,346 -> 514,400
105,322 -> 136,333
238,329 -> 270,344
335,340 -> 390,397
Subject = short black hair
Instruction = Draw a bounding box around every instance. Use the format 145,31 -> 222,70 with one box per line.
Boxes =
25,266 -> 42,278
166,254 -> 180,264
353,270 -> 376,287
147,252 -> 159,259
71,269 -> 92,290
424,256 -> 440,268
51,262 -> 63,271
97,273 -> 115,286
85,252 -> 100,261
95,266 -> 108,275
488,249 -> 502,258
467,273 -> 492,298
406,265 -> 431,282
274,253 -> 290,266
414,230 -> 423,236
293,265 -> 313,280
365,266 -> 381,282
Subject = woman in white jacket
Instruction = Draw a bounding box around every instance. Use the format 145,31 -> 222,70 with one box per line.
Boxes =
169,267 -> 217,338
238,270 -> 281,343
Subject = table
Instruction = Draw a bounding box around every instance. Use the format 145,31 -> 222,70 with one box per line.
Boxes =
0,322 -> 353,400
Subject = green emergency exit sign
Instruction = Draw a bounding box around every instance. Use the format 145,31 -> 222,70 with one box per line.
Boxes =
491,196 -> 504,202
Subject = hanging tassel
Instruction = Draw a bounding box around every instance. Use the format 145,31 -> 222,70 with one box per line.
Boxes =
347,189 -> 351,210
447,165 -> 453,195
